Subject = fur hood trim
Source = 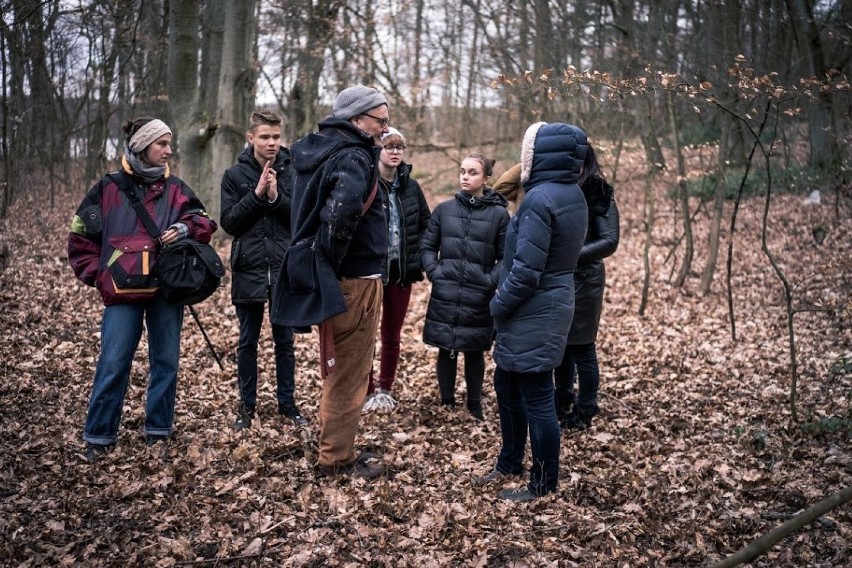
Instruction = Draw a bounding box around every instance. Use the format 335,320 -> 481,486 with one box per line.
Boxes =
520,122 -> 546,186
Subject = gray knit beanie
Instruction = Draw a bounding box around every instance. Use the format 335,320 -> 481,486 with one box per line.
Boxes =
333,85 -> 388,120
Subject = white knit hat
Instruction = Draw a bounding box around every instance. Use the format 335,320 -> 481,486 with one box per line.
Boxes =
381,127 -> 405,144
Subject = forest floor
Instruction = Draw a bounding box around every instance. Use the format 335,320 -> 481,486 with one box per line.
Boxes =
0,147 -> 850,567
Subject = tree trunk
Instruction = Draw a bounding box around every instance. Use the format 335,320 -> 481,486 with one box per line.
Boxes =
210,0 -> 259,223
288,1 -> 342,139
168,0 -> 202,177
701,136 -> 727,296
785,0 -> 838,168
669,93 -> 693,288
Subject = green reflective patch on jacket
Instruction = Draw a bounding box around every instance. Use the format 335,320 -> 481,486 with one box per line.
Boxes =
70,215 -> 88,235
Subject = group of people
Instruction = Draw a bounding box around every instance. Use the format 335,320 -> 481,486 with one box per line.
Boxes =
67,84 -> 619,501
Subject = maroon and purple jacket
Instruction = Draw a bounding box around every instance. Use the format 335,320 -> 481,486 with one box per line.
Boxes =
68,165 -> 217,305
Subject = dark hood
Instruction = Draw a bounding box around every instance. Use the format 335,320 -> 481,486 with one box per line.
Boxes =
291,116 -> 378,174
521,122 -> 588,190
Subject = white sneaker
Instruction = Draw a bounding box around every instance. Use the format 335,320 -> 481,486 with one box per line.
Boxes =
376,392 -> 397,411
363,390 -> 397,413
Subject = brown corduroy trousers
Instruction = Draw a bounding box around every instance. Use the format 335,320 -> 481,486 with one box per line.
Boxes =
317,277 -> 383,467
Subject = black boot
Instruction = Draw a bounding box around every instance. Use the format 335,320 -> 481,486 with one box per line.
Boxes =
565,404 -> 599,431
467,399 -> 484,421
234,405 -> 255,431
555,395 -> 574,428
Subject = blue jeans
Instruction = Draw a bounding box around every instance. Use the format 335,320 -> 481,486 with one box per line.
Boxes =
235,301 -> 296,412
494,367 -> 560,495
83,295 -> 184,445
554,342 -> 600,412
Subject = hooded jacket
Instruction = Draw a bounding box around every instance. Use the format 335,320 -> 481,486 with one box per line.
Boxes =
270,117 -> 385,326
421,188 -> 509,351
490,123 -> 589,372
220,146 -> 293,303
288,117 -> 385,277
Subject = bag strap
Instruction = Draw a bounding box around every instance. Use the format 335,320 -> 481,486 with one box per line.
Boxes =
362,178 -> 379,215
108,172 -> 162,240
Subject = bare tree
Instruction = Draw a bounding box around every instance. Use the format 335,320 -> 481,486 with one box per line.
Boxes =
209,0 -> 258,223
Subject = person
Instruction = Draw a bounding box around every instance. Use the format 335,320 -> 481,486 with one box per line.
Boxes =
220,109 -> 307,431
271,85 -> 389,479
68,117 -> 218,462
554,144 -> 620,430
362,127 -> 431,413
420,153 -> 509,420
478,122 -> 589,502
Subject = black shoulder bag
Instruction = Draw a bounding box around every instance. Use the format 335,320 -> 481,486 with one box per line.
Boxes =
109,173 -> 224,305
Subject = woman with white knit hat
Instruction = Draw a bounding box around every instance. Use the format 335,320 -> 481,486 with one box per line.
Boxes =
363,127 -> 431,413
68,116 -> 218,461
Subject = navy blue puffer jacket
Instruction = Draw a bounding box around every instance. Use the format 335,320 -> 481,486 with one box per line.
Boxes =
490,123 -> 589,372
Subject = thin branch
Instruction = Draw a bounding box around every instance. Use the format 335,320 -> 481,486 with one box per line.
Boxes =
712,486 -> 852,568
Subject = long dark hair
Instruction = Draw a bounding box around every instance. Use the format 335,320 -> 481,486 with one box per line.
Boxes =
578,144 -> 612,213
578,144 -> 606,188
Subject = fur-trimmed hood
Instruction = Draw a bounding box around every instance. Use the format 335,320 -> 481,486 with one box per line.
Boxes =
520,122 -> 588,189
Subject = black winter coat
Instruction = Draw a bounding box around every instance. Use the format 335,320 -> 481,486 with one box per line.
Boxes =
421,189 -> 509,351
383,162 -> 430,285
220,146 -> 293,304
566,177 -> 620,345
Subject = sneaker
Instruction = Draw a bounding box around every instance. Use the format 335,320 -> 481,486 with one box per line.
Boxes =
363,390 -> 397,413
83,443 -> 109,462
497,487 -> 539,502
280,406 -> 309,427
472,468 -> 509,487
234,406 -> 255,431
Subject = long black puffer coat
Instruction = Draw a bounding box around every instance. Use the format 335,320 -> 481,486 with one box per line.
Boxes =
421,189 -> 509,351
220,146 -> 293,304
566,177 -> 620,345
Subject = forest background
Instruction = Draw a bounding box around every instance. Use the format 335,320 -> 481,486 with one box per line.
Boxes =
0,0 -> 850,566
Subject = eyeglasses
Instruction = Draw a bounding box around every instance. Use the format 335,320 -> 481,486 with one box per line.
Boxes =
383,145 -> 406,153
362,112 -> 389,128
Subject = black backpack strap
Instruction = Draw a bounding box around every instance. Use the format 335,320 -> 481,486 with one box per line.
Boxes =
108,172 -> 162,239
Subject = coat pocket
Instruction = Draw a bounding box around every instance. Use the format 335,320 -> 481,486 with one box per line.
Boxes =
287,238 -> 321,292
106,235 -> 158,291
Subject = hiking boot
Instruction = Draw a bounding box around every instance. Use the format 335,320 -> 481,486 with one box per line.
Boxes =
467,400 -> 483,421
316,452 -> 386,480
280,406 -> 309,428
83,443 -> 109,462
353,451 -> 386,480
234,406 -> 255,431
498,487 -> 539,502
473,468 -> 509,487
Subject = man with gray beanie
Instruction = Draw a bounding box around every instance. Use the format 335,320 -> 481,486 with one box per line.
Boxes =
272,85 -> 389,479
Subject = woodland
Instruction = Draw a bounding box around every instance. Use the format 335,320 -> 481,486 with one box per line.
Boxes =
1,0 -> 851,567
